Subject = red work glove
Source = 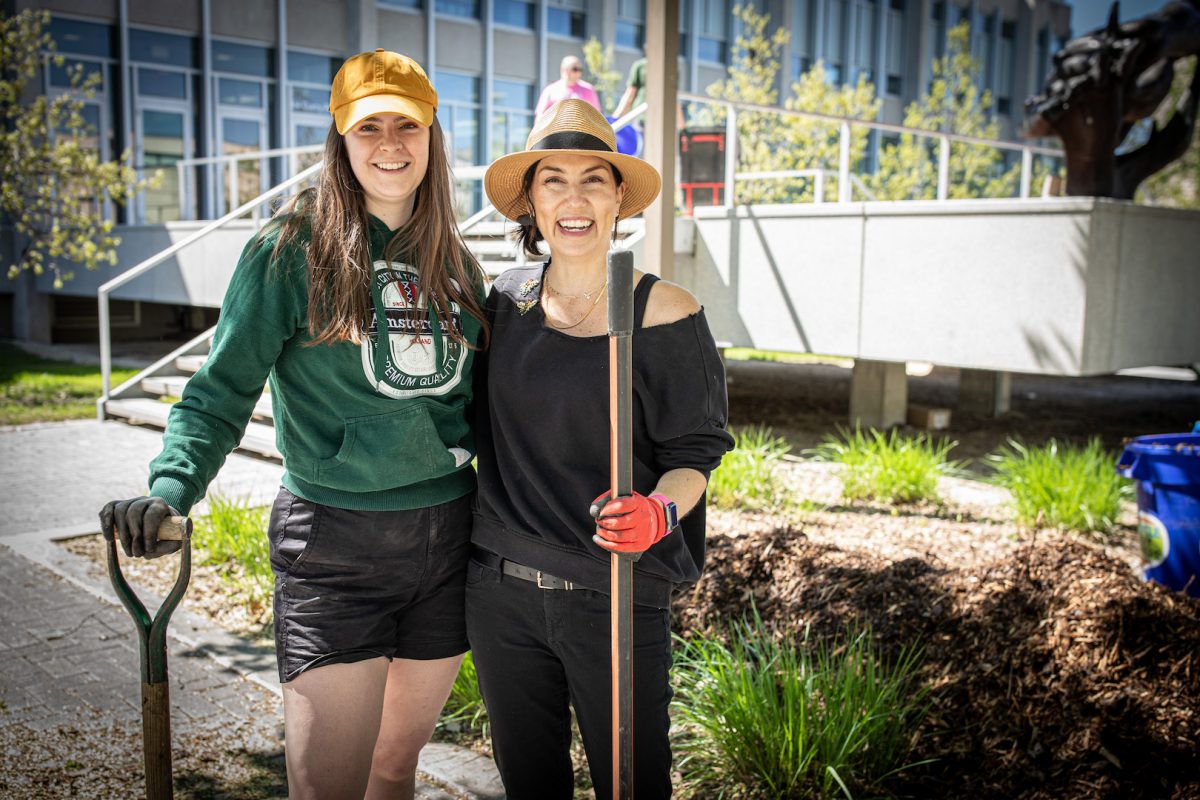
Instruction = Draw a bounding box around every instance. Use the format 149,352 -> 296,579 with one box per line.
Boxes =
590,491 -> 671,554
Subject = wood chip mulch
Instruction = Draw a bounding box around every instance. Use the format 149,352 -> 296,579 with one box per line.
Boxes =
676,522 -> 1200,800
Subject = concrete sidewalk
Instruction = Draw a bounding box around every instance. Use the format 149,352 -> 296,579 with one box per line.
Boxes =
0,419 -> 504,799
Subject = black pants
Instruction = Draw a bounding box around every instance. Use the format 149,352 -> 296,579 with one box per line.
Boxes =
465,557 -> 674,799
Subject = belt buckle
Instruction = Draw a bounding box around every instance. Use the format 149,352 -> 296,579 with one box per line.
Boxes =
536,571 -> 572,590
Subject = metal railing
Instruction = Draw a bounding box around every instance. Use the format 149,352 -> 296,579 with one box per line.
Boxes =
97,161 -> 324,411
174,144 -> 324,222
677,91 -> 1064,204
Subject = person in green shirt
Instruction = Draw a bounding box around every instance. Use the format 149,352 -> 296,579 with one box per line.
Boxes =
100,49 -> 489,800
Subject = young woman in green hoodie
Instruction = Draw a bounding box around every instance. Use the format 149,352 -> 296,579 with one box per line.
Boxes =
99,50 -> 488,800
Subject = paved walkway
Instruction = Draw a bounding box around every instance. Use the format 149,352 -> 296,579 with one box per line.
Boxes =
0,420 -> 504,799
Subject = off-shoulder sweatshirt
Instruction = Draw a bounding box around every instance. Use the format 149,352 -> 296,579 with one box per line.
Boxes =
472,264 -> 734,608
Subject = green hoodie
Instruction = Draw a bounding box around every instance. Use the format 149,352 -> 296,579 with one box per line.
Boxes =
148,215 -> 483,514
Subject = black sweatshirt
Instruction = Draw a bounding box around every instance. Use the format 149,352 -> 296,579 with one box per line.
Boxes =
472,264 -> 734,607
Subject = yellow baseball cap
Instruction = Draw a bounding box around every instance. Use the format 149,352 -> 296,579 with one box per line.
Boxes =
329,49 -> 438,135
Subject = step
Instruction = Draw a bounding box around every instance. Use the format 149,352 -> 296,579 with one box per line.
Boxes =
463,239 -> 519,257
175,355 -> 207,374
106,398 -> 281,460
140,376 -> 273,420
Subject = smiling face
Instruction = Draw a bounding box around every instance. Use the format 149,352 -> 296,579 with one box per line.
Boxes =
529,154 -> 626,263
343,113 -> 430,228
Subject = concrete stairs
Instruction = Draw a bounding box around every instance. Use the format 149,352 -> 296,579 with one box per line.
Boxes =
104,329 -> 281,460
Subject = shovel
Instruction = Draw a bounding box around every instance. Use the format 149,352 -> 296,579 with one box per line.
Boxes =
607,249 -> 637,799
104,515 -> 192,800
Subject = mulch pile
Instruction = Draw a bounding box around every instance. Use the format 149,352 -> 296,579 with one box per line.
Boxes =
675,526 -> 1200,800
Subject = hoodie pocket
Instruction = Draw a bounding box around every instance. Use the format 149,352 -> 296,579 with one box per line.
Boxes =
315,403 -> 468,492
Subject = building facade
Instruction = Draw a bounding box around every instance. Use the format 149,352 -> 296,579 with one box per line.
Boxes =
1,0 -> 1071,341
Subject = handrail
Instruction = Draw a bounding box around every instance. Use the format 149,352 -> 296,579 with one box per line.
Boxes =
679,91 -> 1063,203
175,143 -> 324,169
678,91 -> 1063,157
98,160 -> 325,413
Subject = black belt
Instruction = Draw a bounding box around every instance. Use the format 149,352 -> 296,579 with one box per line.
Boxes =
472,548 -> 576,590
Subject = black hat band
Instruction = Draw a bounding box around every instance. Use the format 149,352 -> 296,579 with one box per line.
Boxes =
530,131 -> 613,153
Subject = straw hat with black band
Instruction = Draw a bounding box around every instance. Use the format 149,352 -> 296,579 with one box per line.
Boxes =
484,99 -> 662,222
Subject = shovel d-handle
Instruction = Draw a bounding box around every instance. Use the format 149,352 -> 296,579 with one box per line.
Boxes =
104,515 -> 191,800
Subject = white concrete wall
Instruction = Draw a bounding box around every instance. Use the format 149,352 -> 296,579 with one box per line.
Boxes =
680,198 -> 1200,376
35,222 -> 260,308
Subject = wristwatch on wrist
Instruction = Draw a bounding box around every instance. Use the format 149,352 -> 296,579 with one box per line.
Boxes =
650,494 -> 679,533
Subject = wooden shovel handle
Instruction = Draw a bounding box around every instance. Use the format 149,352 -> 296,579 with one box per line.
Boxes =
156,516 -> 191,542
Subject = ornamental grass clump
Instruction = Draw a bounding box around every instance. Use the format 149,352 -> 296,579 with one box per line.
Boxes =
988,437 -> 1131,535
812,426 -> 960,505
672,615 -> 929,800
708,426 -> 793,511
195,494 -> 272,623
441,652 -> 488,733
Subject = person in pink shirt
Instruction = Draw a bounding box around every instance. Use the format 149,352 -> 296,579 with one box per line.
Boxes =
534,55 -> 601,117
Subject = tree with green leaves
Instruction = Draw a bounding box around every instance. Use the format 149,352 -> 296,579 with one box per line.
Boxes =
869,22 -> 1021,200
1138,57 -> 1199,208
700,4 -> 879,204
583,38 -> 623,116
1,9 -> 153,288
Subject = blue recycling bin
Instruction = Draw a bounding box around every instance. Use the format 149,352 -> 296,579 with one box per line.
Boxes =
1117,432 -> 1200,598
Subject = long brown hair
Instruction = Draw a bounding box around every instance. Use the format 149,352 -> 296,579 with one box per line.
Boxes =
269,119 -> 488,348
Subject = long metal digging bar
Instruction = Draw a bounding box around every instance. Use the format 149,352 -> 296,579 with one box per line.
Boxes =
606,249 -> 637,799
103,516 -> 192,800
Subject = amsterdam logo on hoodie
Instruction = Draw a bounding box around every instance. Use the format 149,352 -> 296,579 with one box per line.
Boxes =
362,262 -> 466,399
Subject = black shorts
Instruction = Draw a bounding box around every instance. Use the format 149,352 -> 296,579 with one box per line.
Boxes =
268,487 -> 473,684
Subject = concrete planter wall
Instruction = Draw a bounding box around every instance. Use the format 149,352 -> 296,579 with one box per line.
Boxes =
680,198 -> 1200,376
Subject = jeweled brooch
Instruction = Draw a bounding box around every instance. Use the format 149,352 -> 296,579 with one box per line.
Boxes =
516,278 -> 540,315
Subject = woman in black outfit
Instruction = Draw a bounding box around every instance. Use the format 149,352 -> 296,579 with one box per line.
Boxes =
466,98 -> 734,798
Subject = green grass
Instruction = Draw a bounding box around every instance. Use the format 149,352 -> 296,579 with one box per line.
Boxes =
0,343 -> 139,424
709,426 -> 793,511
811,427 -> 961,505
724,348 -> 854,368
441,652 -> 488,733
672,615 -> 929,800
194,493 -> 272,625
987,438 -> 1132,535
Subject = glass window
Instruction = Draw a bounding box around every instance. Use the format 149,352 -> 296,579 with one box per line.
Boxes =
212,40 -> 274,77
292,86 -> 330,114
981,13 -> 996,91
494,0 -> 535,28
49,57 -> 105,90
379,0 -> 422,9
436,0 -> 479,18
547,0 -> 586,38
616,0 -> 645,48
694,0 -> 727,63
998,19 -> 1015,112
141,109 -> 186,222
1036,28 -> 1050,84
885,0 -> 904,95
793,0 -> 812,64
439,72 -> 480,104
48,17 -> 114,59
219,77 -> 264,107
138,67 -> 188,98
851,0 -> 876,84
129,28 -> 197,68
288,51 -> 340,83
826,0 -> 846,81
929,1 -> 945,62
492,78 -> 534,161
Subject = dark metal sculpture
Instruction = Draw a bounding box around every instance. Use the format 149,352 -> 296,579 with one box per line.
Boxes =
1024,1 -> 1200,198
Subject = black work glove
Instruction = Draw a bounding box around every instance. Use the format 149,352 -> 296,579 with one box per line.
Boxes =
100,496 -> 182,559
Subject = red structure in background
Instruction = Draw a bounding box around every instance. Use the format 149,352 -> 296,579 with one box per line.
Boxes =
678,128 -> 727,215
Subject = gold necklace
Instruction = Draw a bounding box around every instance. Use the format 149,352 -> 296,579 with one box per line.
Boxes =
542,280 -> 607,330
544,274 -> 607,300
